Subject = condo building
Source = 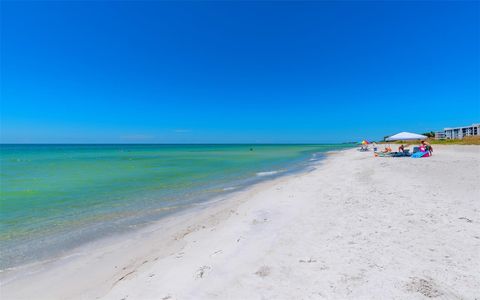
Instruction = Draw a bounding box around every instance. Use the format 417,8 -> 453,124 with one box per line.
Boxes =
436,123 -> 480,139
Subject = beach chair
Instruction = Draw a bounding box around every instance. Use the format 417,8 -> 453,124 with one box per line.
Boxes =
358,145 -> 369,152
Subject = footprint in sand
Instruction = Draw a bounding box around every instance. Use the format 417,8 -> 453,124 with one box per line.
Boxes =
196,266 -> 211,279
210,250 -> 223,257
405,277 -> 459,298
299,258 -> 317,263
406,277 -> 443,298
252,218 -> 268,225
255,266 -> 271,277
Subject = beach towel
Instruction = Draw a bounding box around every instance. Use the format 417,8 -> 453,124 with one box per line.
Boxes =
375,152 -> 394,157
411,151 -> 428,158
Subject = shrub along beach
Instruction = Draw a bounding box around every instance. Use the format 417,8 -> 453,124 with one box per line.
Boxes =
382,136 -> 480,145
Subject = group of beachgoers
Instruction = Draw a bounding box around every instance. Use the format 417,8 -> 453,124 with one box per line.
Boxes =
371,140 -> 433,158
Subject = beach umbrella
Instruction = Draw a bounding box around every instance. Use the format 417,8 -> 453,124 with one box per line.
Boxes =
385,132 -> 427,141
361,140 -> 369,145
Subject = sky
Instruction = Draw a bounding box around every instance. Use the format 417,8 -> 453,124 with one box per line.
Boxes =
1,1 -> 479,143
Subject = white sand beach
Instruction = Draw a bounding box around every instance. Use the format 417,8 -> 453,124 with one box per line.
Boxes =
2,145 -> 479,300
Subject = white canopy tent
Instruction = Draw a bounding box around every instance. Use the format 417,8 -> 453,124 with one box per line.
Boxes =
385,132 -> 428,141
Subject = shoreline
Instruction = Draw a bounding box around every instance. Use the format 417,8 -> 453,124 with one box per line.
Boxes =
1,145 -> 344,272
0,150 -> 339,298
2,146 -> 479,299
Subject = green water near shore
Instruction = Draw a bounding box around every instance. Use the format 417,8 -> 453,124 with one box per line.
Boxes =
0,144 -> 350,269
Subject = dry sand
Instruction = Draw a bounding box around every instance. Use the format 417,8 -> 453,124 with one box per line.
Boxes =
2,145 -> 479,299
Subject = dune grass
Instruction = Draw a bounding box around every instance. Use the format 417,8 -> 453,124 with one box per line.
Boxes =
427,136 -> 480,145
380,136 -> 480,145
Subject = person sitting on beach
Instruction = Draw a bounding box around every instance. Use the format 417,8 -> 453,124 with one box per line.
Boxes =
421,140 -> 433,155
382,146 -> 392,153
398,144 -> 405,153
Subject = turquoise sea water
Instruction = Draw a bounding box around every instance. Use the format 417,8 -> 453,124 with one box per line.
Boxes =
0,144 -> 350,270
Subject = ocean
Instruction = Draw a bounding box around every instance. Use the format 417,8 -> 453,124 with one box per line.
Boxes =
0,144 -> 350,270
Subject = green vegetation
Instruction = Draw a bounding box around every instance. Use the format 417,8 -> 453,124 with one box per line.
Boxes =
427,136 -> 480,145
422,131 -> 435,138
381,136 -> 480,145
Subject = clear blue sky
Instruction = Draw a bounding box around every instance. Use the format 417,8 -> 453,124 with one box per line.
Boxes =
1,1 -> 479,143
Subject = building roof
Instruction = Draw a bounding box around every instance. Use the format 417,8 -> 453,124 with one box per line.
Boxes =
444,123 -> 480,130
